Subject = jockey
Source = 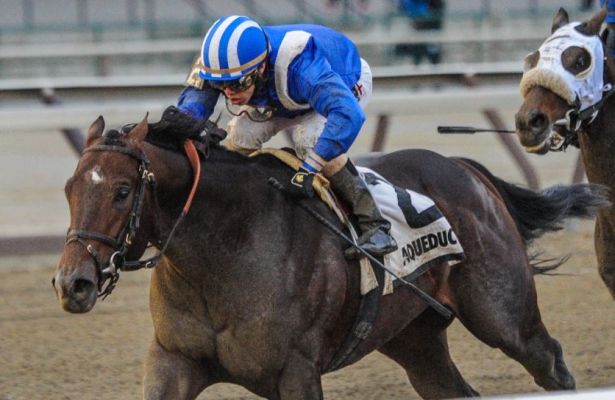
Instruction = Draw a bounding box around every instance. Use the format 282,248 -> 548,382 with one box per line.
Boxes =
174,15 -> 397,259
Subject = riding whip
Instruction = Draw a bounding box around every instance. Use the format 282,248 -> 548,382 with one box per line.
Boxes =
437,126 -> 515,134
268,177 -> 453,320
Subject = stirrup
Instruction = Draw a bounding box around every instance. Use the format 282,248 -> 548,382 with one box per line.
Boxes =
344,228 -> 398,260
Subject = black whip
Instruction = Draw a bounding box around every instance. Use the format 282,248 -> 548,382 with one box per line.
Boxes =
438,126 -> 516,134
268,177 -> 453,320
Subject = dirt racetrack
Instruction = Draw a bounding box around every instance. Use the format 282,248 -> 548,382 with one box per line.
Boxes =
1,221 -> 615,400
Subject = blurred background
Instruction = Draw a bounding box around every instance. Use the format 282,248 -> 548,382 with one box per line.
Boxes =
0,0 -> 601,259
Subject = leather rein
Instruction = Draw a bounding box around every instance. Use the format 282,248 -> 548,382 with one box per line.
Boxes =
65,140 -> 201,299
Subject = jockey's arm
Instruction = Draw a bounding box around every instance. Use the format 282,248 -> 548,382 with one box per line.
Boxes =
177,85 -> 220,122
288,53 -> 365,173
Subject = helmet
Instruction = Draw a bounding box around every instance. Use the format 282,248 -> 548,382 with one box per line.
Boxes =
199,16 -> 268,81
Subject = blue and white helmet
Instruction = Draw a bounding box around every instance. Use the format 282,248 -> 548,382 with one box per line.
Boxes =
199,16 -> 268,81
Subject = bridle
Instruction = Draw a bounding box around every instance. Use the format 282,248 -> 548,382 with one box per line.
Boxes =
551,80 -> 615,150
65,140 -> 201,298
547,32 -> 615,151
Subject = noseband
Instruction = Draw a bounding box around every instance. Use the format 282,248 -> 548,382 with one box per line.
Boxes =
65,140 -> 201,299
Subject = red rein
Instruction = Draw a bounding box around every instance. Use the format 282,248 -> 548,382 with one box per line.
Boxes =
182,139 -> 201,214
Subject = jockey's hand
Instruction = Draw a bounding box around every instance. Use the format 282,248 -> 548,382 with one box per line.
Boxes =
150,105 -> 205,142
204,120 -> 227,145
286,168 -> 316,199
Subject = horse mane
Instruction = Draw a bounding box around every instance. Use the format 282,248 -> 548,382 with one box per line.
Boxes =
102,129 -> 128,147
141,127 -> 292,174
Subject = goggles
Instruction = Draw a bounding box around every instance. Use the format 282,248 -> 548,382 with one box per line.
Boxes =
207,70 -> 258,92
225,97 -> 275,122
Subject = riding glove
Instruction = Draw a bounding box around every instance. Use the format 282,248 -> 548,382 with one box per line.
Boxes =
286,168 -> 317,199
155,105 -> 205,141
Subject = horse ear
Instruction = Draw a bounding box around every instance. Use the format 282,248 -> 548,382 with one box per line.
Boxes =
85,116 -> 105,148
129,113 -> 149,142
523,50 -> 540,72
552,7 -> 570,33
586,6 -> 607,36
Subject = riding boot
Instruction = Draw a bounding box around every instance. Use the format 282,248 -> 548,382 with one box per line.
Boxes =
328,160 -> 398,260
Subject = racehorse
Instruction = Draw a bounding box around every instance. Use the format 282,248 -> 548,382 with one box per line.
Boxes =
53,116 -> 608,399
514,7 -> 615,298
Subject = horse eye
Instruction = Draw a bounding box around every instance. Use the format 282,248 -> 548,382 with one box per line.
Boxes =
575,58 -> 586,71
561,46 -> 591,75
114,186 -> 130,202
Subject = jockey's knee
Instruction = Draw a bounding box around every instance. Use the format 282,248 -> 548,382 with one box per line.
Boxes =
291,114 -> 325,159
226,116 -> 262,155
225,135 -> 259,156
323,154 -> 348,177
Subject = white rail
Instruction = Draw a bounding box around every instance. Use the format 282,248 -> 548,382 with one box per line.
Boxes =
0,86 -> 521,132
0,62 -> 523,91
0,61 -> 525,133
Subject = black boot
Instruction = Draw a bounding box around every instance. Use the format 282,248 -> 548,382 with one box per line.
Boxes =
328,160 -> 398,260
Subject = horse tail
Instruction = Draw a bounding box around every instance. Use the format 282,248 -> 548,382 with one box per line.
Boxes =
454,157 -> 611,244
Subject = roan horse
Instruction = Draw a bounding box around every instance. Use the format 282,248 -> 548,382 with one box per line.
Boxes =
53,116 -> 608,399
515,7 -> 615,298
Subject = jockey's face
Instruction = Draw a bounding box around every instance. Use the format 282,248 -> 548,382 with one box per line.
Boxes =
219,62 -> 266,106
224,81 -> 256,105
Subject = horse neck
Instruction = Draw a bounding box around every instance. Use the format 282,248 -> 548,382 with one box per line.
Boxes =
144,144 -> 285,275
143,143 -> 194,231
581,57 -> 615,189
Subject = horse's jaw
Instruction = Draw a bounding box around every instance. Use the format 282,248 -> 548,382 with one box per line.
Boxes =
60,292 -> 97,314
515,123 -> 564,154
522,138 -> 551,154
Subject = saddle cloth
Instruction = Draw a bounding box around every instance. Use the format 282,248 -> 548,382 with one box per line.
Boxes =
251,148 -> 464,295
358,167 -> 465,295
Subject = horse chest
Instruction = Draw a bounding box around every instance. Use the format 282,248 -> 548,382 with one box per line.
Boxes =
213,329 -> 281,380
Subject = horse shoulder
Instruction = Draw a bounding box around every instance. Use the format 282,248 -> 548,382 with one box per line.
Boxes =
149,258 -> 217,359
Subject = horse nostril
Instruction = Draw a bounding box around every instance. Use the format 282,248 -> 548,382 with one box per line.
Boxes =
73,278 -> 95,297
528,111 -> 548,133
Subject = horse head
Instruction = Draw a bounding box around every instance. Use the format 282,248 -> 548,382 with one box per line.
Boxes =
515,6 -> 614,153
53,116 -> 158,313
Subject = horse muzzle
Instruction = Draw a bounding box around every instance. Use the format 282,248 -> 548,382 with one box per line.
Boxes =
52,264 -> 98,313
515,109 -> 557,154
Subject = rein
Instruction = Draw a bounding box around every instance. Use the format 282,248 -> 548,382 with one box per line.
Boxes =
65,139 -> 201,298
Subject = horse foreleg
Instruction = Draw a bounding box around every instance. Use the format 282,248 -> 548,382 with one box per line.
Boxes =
143,337 -> 211,400
277,350 -> 323,400
379,307 -> 479,399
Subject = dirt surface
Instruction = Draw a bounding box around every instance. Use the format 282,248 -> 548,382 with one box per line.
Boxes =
1,221 -> 615,400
